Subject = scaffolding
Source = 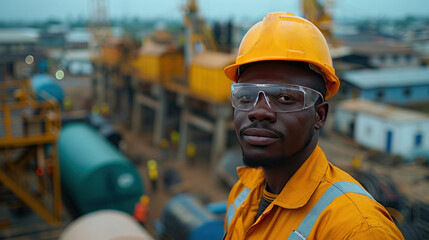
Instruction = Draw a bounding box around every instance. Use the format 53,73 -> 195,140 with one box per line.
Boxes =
0,79 -> 62,225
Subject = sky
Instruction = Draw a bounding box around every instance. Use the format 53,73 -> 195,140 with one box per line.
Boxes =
0,0 -> 428,23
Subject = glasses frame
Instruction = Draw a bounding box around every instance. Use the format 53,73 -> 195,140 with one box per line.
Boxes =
231,83 -> 324,113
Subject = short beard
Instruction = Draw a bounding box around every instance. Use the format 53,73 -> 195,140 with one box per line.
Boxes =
241,149 -> 285,169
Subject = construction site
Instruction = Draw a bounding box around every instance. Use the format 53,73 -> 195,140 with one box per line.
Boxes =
1,0 -> 429,239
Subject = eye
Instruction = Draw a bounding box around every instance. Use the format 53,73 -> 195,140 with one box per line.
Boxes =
238,94 -> 252,103
276,94 -> 296,103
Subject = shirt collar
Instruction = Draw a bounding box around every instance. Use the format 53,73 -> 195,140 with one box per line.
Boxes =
236,145 -> 328,209
237,165 -> 265,189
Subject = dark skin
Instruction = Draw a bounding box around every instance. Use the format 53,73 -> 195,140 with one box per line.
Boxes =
235,61 -> 329,194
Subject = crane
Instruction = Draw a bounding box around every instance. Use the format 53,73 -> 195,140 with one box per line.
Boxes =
88,0 -> 110,62
301,0 -> 335,44
302,0 -> 351,58
182,0 -> 218,65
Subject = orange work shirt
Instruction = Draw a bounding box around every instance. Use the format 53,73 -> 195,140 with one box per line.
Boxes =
224,145 -> 404,239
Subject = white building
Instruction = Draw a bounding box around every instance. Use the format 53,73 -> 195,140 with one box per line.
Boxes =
61,50 -> 93,75
334,99 -> 429,159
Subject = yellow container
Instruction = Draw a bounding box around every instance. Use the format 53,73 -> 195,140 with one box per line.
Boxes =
101,40 -> 123,67
189,52 -> 235,102
133,41 -> 184,83
133,53 -> 184,83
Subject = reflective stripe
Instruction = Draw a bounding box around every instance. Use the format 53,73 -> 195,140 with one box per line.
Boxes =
287,181 -> 374,240
226,203 -> 236,228
234,187 -> 251,208
226,187 -> 251,231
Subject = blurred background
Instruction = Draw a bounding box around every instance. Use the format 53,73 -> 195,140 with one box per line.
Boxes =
0,0 -> 428,239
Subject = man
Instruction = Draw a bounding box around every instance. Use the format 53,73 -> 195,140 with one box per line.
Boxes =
222,12 -> 404,239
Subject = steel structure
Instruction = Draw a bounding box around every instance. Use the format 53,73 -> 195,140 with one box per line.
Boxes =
0,79 -> 62,225
301,0 -> 335,43
88,0 -> 110,63
183,0 -> 218,66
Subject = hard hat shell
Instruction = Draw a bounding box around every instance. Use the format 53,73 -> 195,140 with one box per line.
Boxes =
140,195 -> 150,205
224,12 -> 340,99
147,159 -> 157,169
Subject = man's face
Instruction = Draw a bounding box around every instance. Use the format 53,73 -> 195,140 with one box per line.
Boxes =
234,61 -> 324,168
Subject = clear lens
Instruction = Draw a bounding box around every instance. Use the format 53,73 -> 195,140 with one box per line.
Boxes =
231,83 -> 323,112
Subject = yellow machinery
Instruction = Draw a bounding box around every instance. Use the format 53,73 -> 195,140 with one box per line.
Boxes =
133,33 -> 185,84
301,0 -> 352,59
183,0 -> 218,63
189,51 -> 235,102
100,38 -> 124,68
0,80 -> 62,225
301,0 -> 334,44
183,0 -> 235,102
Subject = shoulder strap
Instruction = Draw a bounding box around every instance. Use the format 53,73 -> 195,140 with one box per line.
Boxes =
287,181 -> 375,240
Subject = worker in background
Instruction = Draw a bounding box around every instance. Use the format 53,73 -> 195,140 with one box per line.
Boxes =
133,195 -> 150,226
170,130 -> 180,151
147,159 -> 159,192
186,142 -> 197,166
160,138 -> 170,160
63,96 -> 73,111
222,12 -> 404,239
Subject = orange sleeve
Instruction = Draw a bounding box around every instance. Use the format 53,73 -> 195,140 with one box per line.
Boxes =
343,225 -> 405,240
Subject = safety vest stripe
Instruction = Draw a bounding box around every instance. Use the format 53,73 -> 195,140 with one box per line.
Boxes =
226,203 -> 236,228
226,187 -> 251,230
287,181 -> 375,240
234,187 -> 251,207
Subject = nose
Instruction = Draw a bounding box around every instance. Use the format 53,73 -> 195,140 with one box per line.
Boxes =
247,92 -> 277,123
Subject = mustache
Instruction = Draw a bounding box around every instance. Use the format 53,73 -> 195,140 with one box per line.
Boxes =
239,122 -> 284,140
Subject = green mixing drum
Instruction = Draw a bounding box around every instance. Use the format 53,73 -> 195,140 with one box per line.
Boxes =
58,123 -> 144,215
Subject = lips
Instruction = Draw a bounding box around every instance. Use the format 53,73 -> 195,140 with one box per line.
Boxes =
242,128 -> 280,146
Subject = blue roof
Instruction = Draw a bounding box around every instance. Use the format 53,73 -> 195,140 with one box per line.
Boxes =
342,67 -> 429,89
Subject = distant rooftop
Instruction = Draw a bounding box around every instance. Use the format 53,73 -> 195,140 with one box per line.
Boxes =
338,99 -> 429,122
65,28 -> 91,43
342,67 -> 429,89
351,43 -> 414,55
0,28 -> 39,43
342,34 -> 415,55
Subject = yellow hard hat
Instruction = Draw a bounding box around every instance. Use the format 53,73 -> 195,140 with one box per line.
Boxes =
224,12 -> 340,99
140,195 -> 150,205
100,103 -> 110,115
147,159 -> 157,169
170,131 -> 180,144
186,142 -> 196,158
160,138 -> 169,149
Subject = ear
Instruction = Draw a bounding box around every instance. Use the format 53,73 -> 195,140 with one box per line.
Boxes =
315,102 -> 329,130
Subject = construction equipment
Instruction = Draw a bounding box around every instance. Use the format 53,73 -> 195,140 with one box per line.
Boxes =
133,34 -> 185,84
88,0 -> 110,63
301,0 -> 351,59
0,79 -> 62,225
189,51 -> 235,101
183,0 -> 219,65
302,0 -> 335,44
158,194 -> 224,240
58,123 -> 144,215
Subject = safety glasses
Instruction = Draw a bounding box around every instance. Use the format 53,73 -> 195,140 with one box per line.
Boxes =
231,83 -> 324,113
